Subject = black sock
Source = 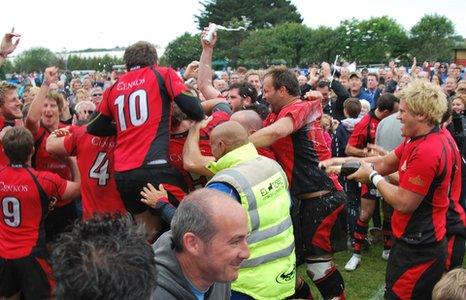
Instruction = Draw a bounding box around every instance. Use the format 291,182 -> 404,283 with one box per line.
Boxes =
312,267 -> 346,300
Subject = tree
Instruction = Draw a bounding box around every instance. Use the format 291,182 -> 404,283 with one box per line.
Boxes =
14,47 -> 59,73
334,16 -> 409,64
239,28 -> 281,67
0,59 -> 14,79
65,54 -> 123,71
161,33 -> 201,68
304,26 -> 340,64
196,0 -> 302,30
409,14 -> 455,61
195,0 -> 302,67
273,23 -> 313,66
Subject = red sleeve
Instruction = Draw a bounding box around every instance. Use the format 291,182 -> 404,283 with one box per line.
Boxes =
63,125 -> 85,156
201,111 -> 230,136
347,117 -> 368,149
394,141 -> 405,159
165,67 -> 188,100
280,101 -> 319,133
33,126 -> 46,141
97,86 -> 113,117
398,145 -> 438,196
38,171 -> 68,200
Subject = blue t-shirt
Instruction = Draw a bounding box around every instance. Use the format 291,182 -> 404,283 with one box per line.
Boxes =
206,182 -> 241,201
186,278 -> 209,300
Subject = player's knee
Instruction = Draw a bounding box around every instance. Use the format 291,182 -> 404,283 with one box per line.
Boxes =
305,257 -> 334,281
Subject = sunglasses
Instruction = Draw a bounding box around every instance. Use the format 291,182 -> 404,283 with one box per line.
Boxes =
92,93 -> 102,97
82,110 -> 94,114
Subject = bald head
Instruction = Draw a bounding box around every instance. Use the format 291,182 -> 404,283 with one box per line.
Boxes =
171,188 -> 247,251
210,121 -> 249,152
230,110 -> 263,135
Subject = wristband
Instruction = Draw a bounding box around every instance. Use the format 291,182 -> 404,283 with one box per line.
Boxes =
369,170 -> 378,182
158,196 -> 169,204
371,174 -> 384,188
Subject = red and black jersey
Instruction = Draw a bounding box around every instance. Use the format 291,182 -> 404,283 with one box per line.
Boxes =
168,111 -> 229,191
309,121 -> 343,191
0,166 -> 67,259
442,129 -> 466,236
32,125 -> 72,181
169,131 -> 212,192
393,128 -> 453,245
63,125 -> 126,220
347,110 -> 380,149
264,100 -> 334,196
98,65 -> 187,172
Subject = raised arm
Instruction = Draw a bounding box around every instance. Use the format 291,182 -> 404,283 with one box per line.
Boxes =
197,29 -> 222,100
249,116 -> 294,148
182,119 -> 215,177
25,66 -> 58,136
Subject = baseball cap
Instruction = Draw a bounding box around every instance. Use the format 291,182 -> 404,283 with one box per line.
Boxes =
349,72 -> 361,79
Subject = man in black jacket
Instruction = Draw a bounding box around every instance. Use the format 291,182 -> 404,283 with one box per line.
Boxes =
153,189 -> 249,300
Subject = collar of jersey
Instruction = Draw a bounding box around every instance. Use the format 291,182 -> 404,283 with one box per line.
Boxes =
206,143 -> 258,174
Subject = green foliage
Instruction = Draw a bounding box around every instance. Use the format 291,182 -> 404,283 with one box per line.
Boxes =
0,59 -> 14,80
161,33 -> 202,68
304,26 -> 340,64
409,14 -> 456,61
195,0 -> 302,67
335,16 -> 409,64
14,47 -> 59,73
66,54 -> 123,71
196,0 -> 302,30
273,23 -> 313,66
239,28 -> 280,67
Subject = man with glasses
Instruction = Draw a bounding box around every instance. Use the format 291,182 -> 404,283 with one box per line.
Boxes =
90,87 -> 103,106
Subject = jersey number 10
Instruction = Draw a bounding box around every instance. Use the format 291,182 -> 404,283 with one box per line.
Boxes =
114,89 -> 148,131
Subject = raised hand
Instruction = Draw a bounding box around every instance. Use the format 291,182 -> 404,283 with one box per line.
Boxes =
140,183 -> 169,208
201,25 -> 218,48
0,28 -> 20,58
43,66 -> 59,86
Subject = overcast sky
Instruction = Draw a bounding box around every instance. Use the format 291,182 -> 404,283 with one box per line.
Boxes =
1,0 -> 465,54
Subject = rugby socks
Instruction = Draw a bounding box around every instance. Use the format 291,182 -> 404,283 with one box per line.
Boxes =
307,258 -> 346,300
288,280 -> 313,300
311,266 -> 346,300
353,218 -> 368,254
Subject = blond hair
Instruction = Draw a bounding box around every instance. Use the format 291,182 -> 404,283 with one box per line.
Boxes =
398,79 -> 447,125
0,82 -> 17,105
245,69 -> 261,81
432,268 -> 466,300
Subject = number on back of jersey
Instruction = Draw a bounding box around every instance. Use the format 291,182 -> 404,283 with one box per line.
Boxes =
2,197 -> 20,227
89,152 -> 110,186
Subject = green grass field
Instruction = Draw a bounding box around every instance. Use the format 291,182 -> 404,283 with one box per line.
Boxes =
298,243 -> 466,299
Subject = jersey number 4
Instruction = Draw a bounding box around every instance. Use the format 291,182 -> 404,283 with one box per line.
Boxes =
114,89 -> 148,131
89,152 -> 110,186
2,197 -> 20,227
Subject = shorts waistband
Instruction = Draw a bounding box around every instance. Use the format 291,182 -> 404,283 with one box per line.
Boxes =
296,190 -> 331,201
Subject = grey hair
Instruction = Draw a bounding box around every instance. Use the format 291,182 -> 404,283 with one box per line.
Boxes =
171,189 -> 224,252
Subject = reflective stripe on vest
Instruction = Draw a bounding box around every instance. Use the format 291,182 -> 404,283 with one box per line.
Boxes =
241,241 -> 295,268
213,165 -> 294,267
